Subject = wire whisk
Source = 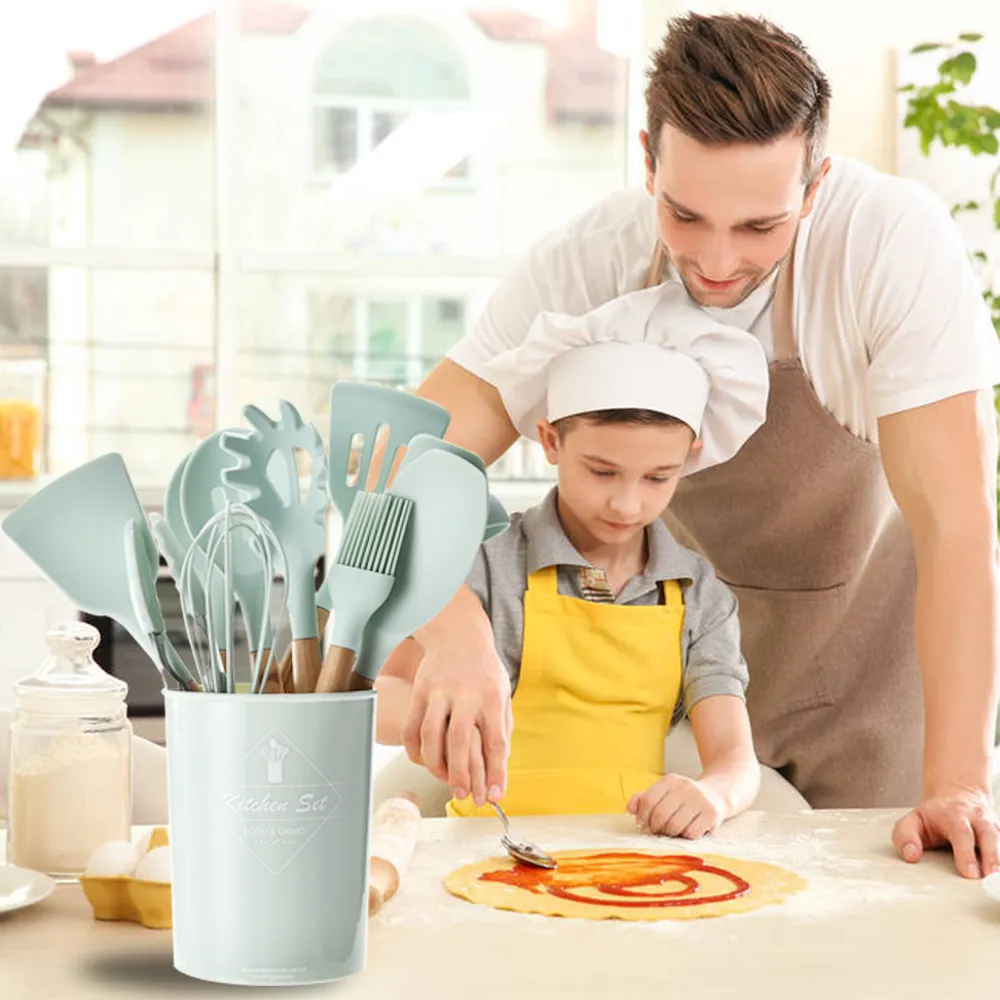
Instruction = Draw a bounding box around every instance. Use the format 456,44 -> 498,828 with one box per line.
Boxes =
178,501 -> 289,693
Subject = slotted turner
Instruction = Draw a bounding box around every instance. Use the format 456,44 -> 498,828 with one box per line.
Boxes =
326,382 -> 451,516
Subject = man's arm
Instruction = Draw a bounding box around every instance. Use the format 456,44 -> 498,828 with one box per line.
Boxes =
395,583 -> 512,807
879,388 -> 1000,878
416,359 -> 519,466
398,360 -> 521,804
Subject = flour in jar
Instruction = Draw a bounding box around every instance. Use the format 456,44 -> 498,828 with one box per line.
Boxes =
7,733 -> 130,875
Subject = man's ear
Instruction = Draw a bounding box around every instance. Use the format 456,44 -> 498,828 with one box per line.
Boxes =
801,156 -> 832,219
640,130 -> 655,196
537,419 -> 560,464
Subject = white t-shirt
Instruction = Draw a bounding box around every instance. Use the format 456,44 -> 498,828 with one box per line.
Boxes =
449,155 -> 1000,442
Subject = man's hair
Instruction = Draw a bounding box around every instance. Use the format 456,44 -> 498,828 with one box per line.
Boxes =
645,13 -> 831,183
553,409 -> 685,437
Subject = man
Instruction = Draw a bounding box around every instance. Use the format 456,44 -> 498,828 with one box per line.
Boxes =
402,13 -> 1000,877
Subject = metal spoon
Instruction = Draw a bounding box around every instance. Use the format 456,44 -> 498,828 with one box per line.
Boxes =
491,802 -> 557,869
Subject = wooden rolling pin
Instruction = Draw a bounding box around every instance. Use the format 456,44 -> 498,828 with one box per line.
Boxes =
368,795 -> 421,917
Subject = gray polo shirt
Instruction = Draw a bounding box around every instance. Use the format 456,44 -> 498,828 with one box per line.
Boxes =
466,488 -> 749,722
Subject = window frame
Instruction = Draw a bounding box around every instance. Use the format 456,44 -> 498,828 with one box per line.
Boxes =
0,0 -> 649,481
310,96 -> 477,190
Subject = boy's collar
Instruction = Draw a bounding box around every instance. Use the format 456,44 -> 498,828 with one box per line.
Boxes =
522,487 -> 698,584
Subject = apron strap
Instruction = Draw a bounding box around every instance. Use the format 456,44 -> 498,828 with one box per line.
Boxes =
643,240 -> 669,289
659,578 -> 683,608
770,237 -> 798,363
526,565 -> 559,595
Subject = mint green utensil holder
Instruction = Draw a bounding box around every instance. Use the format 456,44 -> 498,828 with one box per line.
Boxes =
164,689 -> 376,987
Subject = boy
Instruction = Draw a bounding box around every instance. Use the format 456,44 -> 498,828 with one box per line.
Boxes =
376,284 -> 769,839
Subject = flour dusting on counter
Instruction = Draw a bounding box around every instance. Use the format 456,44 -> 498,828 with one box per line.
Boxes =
373,813 -> 941,932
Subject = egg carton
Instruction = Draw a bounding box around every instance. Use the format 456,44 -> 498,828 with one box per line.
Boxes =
80,826 -> 172,930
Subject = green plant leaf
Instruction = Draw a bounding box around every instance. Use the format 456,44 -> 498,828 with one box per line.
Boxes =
898,83 -> 916,93
995,199 -> 1000,230
958,33 -> 984,42
911,42 -> 943,53
973,250 -> 989,263
950,51 -> 977,84
953,200 -> 981,215
985,110 -> 1000,129
980,134 -> 999,155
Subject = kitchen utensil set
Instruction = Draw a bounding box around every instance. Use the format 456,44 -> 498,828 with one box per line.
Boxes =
1,383 -> 502,699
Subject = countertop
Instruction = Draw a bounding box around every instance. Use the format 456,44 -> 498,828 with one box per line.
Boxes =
0,809 -> 995,998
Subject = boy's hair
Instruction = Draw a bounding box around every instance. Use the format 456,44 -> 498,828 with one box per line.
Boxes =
645,13 -> 831,183
553,409 -> 686,437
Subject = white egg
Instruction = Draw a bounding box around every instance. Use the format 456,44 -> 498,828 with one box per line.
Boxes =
133,845 -> 171,884
85,840 -> 138,878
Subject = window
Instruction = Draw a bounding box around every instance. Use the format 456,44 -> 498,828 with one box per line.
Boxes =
313,107 -> 358,175
313,105 -> 471,182
312,16 -> 473,183
4,1 -> 640,486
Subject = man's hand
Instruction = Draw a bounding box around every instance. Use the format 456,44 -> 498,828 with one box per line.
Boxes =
879,392 -> 1000,879
401,629 -> 513,806
892,785 -> 1000,878
628,774 -> 726,839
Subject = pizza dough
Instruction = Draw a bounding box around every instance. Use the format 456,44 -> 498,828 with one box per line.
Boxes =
443,849 -> 807,921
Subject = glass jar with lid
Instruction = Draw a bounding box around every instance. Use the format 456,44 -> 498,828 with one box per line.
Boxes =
6,621 -> 131,880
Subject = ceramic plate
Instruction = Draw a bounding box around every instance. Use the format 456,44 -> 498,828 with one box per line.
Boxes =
0,863 -> 55,914
983,871 -> 1000,906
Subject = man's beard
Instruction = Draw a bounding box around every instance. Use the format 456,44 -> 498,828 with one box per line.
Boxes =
664,243 -> 794,310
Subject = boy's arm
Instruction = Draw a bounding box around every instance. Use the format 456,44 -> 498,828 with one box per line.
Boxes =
680,564 -> 760,819
688,695 -> 760,818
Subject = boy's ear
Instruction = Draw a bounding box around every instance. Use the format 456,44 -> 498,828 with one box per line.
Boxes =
537,419 -> 560,463
689,437 -> 703,458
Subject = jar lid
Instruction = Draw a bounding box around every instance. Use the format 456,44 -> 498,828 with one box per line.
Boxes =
13,621 -> 128,700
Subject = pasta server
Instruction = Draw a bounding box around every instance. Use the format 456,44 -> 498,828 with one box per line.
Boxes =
221,401 -> 328,693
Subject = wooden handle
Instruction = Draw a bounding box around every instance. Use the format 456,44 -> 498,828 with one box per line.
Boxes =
346,669 -> 374,692
279,607 -> 328,692
275,644 -> 293,693
368,857 -> 399,917
279,650 -> 294,693
291,637 -> 322,693
316,606 -> 330,641
315,644 -> 355,694
368,796 -> 421,918
253,648 -> 283,694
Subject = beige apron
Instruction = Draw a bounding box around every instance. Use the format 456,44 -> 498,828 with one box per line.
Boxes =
646,242 -> 923,808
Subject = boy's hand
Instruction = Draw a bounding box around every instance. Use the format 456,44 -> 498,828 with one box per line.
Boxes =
628,774 -> 726,839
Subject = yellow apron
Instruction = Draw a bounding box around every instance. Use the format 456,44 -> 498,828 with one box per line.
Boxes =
448,565 -> 684,817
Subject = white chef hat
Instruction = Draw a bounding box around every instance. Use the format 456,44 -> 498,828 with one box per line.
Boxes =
478,283 -> 769,474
